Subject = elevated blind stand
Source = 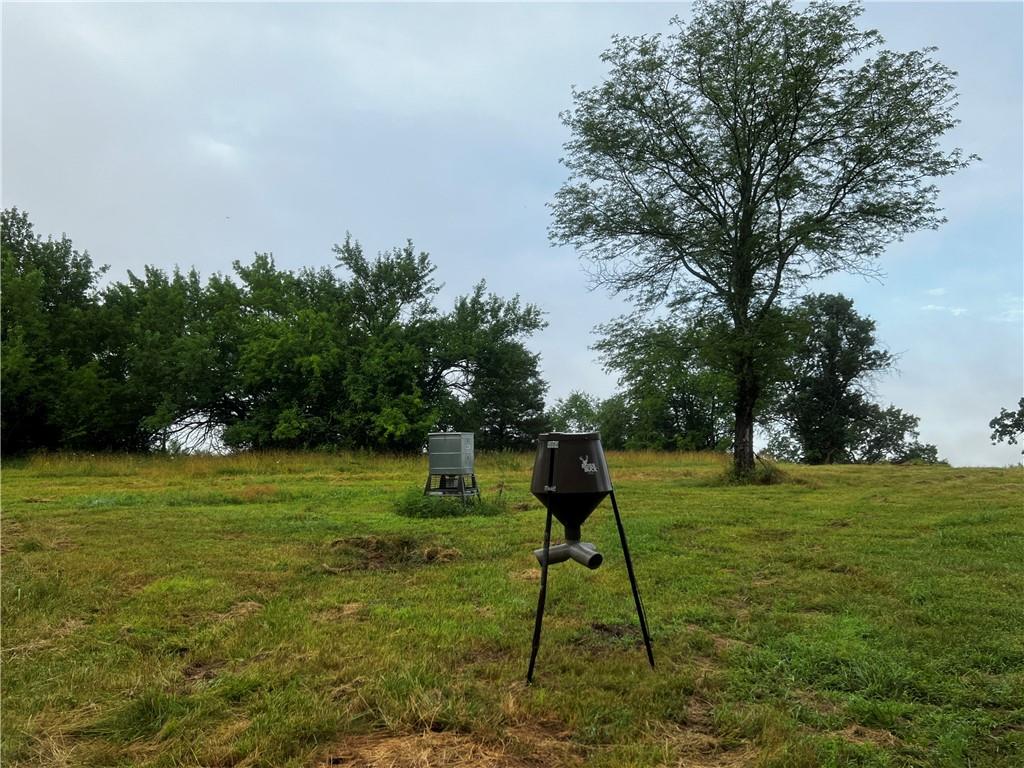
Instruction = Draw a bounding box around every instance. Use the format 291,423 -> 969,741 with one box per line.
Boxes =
525,432 -> 654,683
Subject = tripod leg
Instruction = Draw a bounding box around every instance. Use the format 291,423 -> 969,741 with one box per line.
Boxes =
610,491 -> 654,668
527,508 -> 553,683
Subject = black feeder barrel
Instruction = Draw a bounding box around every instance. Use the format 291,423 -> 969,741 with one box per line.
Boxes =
530,432 -> 612,541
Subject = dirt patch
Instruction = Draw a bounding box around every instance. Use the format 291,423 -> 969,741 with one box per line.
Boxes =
511,502 -> 539,512
510,568 -> 539,582
317,724 -> 584,768
572,621 -> 643,650
322,535 -> 460,573
839,724 -> 898,747
183,659 -> 224,683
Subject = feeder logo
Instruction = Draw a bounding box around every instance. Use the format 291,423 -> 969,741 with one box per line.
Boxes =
579,455 -> 598,475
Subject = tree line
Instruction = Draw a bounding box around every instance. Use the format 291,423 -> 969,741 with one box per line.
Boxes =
4,205 -> 944,463
2,208 -> 547,454
550,293 -> 942,464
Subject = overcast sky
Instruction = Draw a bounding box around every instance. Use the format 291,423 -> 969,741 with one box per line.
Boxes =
3,2 -> 1022,465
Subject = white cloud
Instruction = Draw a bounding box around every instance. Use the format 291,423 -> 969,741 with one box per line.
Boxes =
189,134 -> 243,169
985,295 -> 1024,324
925,287 -> 946,296
921,304 -> 968,317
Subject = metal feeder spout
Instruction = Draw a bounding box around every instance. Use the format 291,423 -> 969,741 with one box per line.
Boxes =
533,540 -> 603,569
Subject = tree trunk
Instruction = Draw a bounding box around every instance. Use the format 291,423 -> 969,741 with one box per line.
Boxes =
733,354 -> 758,476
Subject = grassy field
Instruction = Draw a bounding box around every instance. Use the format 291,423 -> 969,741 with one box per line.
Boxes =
2,451 -> 1022,767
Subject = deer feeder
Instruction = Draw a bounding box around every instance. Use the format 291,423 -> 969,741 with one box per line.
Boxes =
525,432 -> 654,682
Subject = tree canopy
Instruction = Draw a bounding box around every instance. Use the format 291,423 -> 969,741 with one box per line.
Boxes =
550,0 -> 972,474
593,317 -> 732,450
990,398 -> 1024,454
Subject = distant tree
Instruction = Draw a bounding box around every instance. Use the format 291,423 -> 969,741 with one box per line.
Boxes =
545,391 -> 632,450
550,0 -> 973,475
768,402 -> 938,464
593,394 -> 631,449
989,398 -> 1024,453
594,317 -> 733,450
101,265 -> 235,451
764,293 -> 941,464
435,282 -> 548,450
220,241 -> 438,451
850,404 -> 939,464
779,294 -> 893,463
331,237 -> 440,451
547,390 -> 601,433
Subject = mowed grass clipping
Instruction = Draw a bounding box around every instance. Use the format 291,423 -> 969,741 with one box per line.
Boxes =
1,451 -> 1022,768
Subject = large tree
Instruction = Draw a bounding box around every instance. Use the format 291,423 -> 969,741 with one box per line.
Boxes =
550,0 -> 972,474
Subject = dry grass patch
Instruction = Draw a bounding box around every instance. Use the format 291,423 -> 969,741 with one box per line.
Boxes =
651,720 -> 757,768
838,724 -> 898,748
233,484 -> 281,503
2,618 -> 86,658
318,602 -> 366,622
316,724 -> 584,768
200,717 -> 253,767
322,535 -> 460,573
510,568 -> 539,582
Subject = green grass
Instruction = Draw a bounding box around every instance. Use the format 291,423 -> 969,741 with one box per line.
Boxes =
1,451 -> 1022,767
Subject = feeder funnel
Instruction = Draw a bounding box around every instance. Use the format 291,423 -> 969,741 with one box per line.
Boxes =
531,432 -> 611,541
